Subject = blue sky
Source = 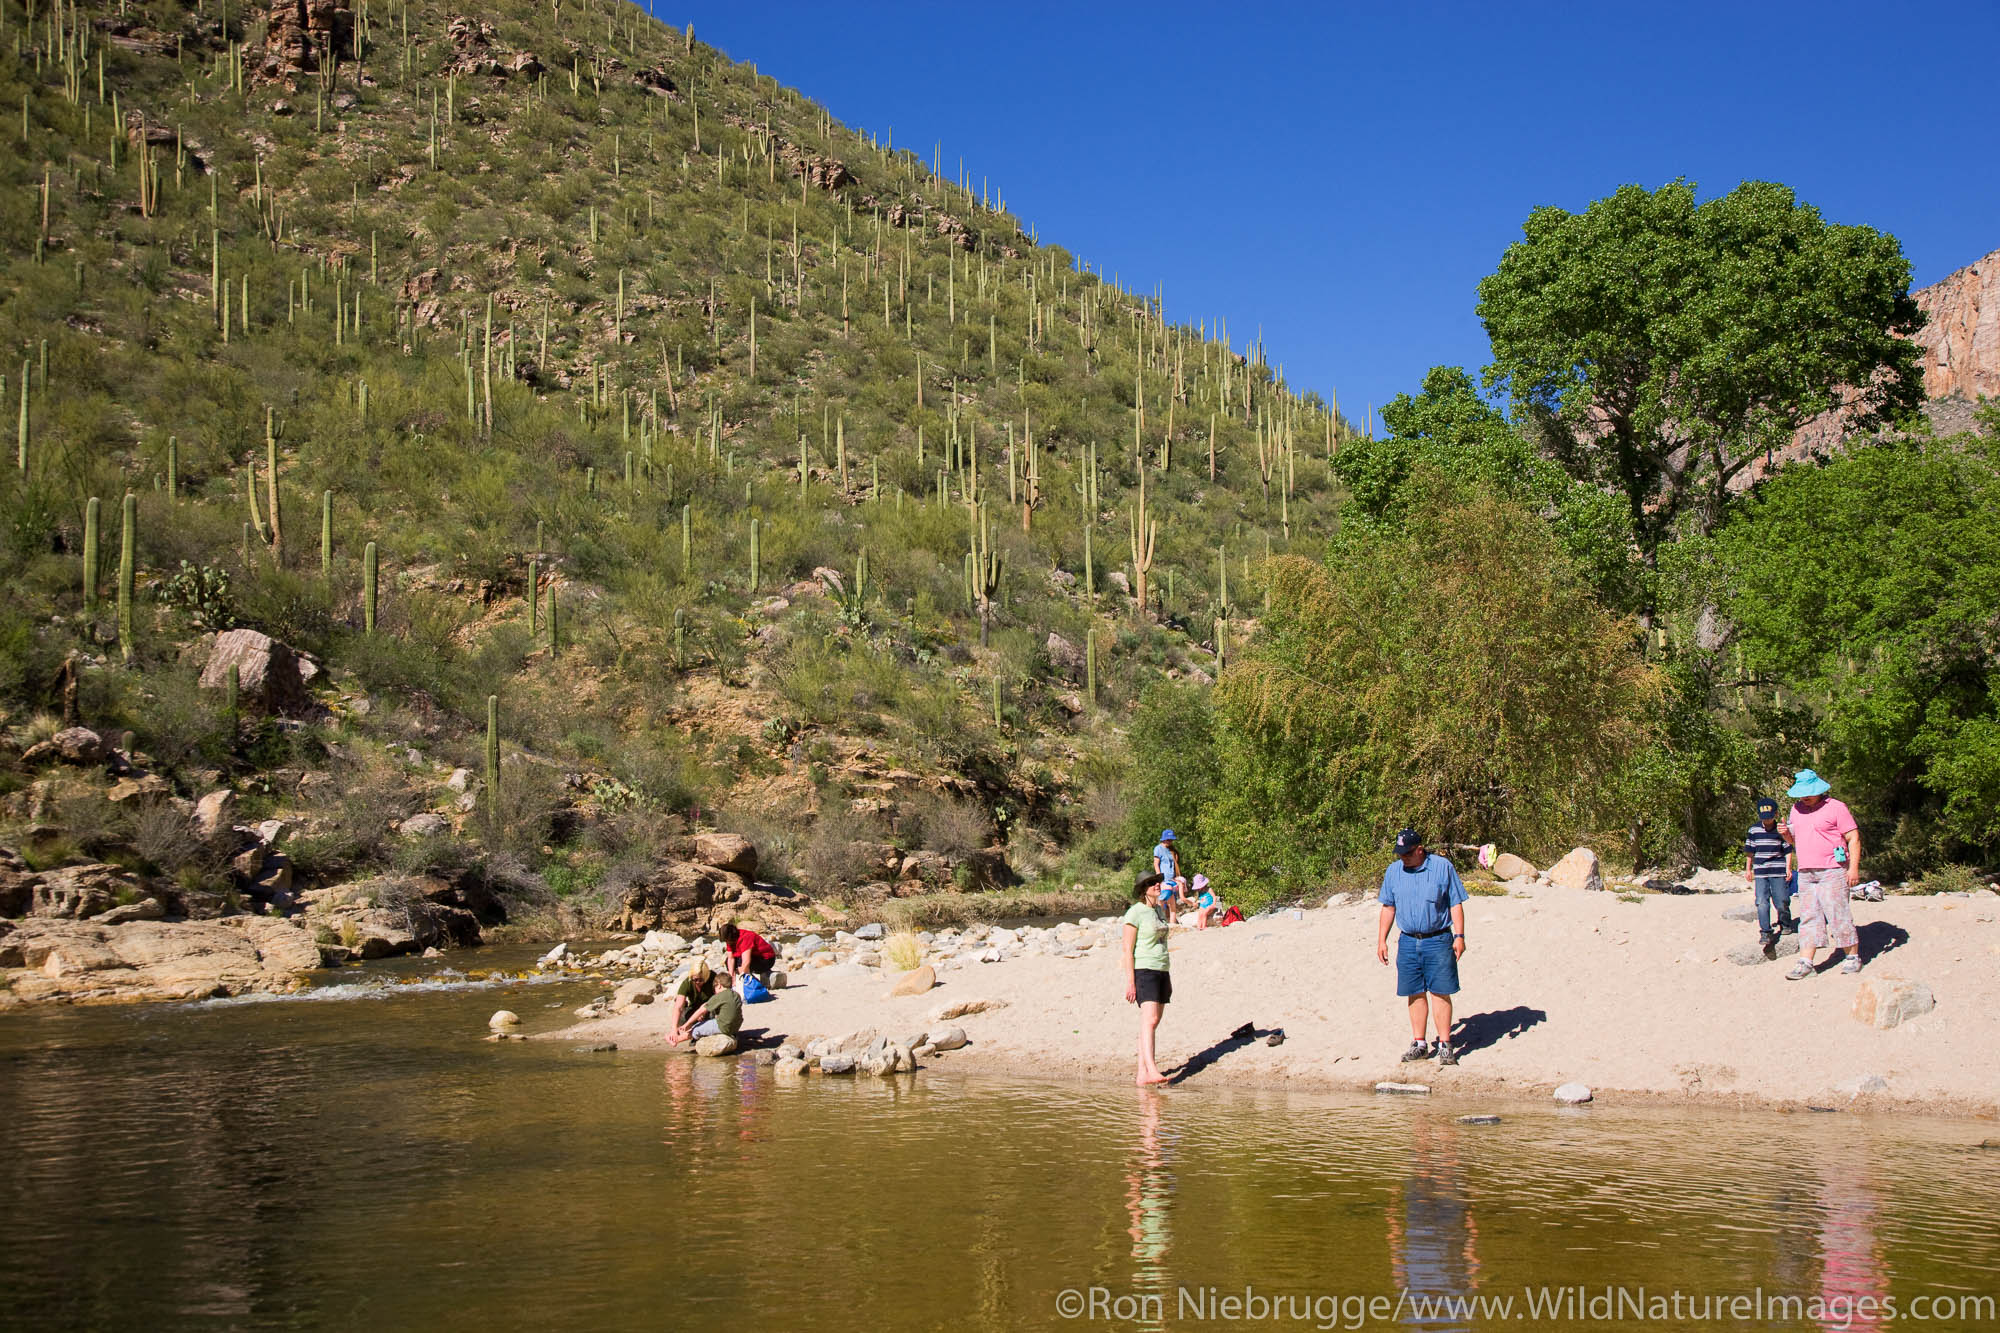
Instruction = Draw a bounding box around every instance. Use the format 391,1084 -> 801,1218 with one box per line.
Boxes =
654,2 -> 2000,426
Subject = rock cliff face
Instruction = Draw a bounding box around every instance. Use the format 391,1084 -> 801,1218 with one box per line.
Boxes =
1914,246 -> 2000,402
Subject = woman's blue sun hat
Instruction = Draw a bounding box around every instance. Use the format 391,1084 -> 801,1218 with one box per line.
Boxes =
1786,769 -> 1831,799
1159,829 -> 1176,841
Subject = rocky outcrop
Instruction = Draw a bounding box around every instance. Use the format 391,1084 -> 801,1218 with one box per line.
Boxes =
259,0 -> 353,80
692,832 -> 758,879
1915,247 -> 2000,402
0,916 -> 323,1005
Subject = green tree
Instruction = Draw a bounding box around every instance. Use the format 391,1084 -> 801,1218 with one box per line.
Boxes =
1714,414 -> 2000,866
1478,180 -> 1926,557
1206,482 -> 1663,901
1336,366 -> 1642,607
1125,680 -> 1218,871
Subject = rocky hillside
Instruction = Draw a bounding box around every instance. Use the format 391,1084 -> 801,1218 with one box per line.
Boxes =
0,0 -> 1345,990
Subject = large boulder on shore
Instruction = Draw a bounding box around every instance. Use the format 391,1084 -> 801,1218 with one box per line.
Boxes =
1852,977 -> 1935,1029
20,727 -> 107,767
0,916 -> 322,1004
198,629 -> 316,716
693,832 -> 758,879
1492,852 -> 1536,881
31,863 -> 147,919
1545,847 -> 1604,893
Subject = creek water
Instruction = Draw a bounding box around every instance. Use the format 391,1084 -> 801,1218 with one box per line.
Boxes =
1,949 -> 1996,1332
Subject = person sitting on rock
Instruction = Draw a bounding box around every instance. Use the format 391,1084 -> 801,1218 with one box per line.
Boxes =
720,922 -> 776,985
669,971 -> 742,1047
664,960 -> 718,1034
1187,875 -> 1222,929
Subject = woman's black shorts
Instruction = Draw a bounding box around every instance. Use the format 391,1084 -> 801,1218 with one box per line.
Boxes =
1133,968 -> 1172,1005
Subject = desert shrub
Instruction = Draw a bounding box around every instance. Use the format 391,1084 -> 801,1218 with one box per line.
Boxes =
882,930 -> 924,971
797,804 -> 887,893
902,790 -> 993,860
1909,864 -> 1992,896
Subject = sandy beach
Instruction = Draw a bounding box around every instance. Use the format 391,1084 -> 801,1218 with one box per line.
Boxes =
550,881 -> 2000,1118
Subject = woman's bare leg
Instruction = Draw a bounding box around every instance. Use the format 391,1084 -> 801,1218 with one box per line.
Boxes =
1137,1001 -> 1169,1085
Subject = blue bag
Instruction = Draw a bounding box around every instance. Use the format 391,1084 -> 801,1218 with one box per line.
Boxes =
741,975 -> 773,1003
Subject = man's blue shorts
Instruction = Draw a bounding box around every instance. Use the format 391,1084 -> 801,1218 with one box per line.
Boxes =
1396,932 -> 1459,998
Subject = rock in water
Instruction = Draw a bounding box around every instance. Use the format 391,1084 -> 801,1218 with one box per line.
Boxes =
925,1026 -> 968,1052
694,1033 -> 739,1057
857,1049 -> 896,1076
774,1057 -> 809,1080
1545,848 -> 1604,893
1375,1082 -> 1431,1096
1851,978 -> 1935,1029
488,1010 -> 520,1030
537,942 -> 568,968
1554,1082 -> 1594,1104
1492,852 -> 1535,881
818,1052 -> 857,1075
1458,1115 -> 1503,1125
890,964 -> 936,997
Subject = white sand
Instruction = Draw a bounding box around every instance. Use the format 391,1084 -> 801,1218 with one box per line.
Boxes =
553,884 -> 2000,1116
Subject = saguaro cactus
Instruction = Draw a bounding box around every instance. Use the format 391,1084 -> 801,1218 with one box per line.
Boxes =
1085,628 -> 1097,705
320,490 -> 333,581
362,541 -> 379,632
117,493 -> 135,662
166,436 -> 178,501
970,508 -> 1002,646
1128,467 -> 1157,614
82,496 -> 101,611
485,694 -> 500,820
749,517 -> 761,591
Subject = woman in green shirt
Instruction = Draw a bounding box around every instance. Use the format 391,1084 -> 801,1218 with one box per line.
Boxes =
1122,873 -> 1172,1086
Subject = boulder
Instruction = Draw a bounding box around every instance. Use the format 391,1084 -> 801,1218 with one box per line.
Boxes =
693,832 -> 758,879
610,977 -> 659,1012
1490,852 -> 1534,881
21,726 -> 106,766
198,629 -> 316,716
890,964 -> 936,997
857,1049 -> 896,1076
1554,1082 -> 1594,1104
925,1025 -> 968,1052
694,1033 -> 739,1057
93,898 -> 166,924
774,1057 -> 810,1079
1852,978 -> 1935,1030
107,774 -> 172,804
1545,848 -> 1605,893
898,850 -> 950,884
1044,631 -> 1085,675
445,768 -> 475,793
2,917 -> 318,1001
817,1052 -> 856,1074
192,790 -> 237,841
854,922 -> 885,941
931,998 -> 1005,1022
32,864 -> 142,919
489,1010 -> 521,1030
640,930 -> 688,954
1375,1082 -> 1432,1096
400,812 -> 450,838
537,942 -> 568,968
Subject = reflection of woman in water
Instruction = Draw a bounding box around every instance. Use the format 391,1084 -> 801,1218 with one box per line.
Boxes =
1124,1092 -> 1173,1289
1387,1117 -> 1480,1331
1816,1163 -> 1888,1333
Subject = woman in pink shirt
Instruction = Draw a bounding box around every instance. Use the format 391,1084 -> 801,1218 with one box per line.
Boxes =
1781,769 -> 1863,980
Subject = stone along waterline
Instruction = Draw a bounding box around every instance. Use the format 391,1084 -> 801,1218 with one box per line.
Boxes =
1,957 -> 1996,1331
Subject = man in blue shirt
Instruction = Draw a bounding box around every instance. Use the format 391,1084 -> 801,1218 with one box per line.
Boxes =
1151,830 -> 1182,924
1374,828 -> 1469,1065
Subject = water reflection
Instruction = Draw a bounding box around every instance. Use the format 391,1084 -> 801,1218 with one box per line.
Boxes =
1388,1117 -> 1480,1331
1125,1090 -> 1174,1296
1816,1162 -> 1888,1333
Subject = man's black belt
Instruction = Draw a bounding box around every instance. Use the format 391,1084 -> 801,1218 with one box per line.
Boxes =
1402,927 -> 1449,939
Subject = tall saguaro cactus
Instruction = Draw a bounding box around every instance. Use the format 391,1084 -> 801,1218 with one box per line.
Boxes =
970,507 -> 1002,646
362,541 -> 379,633
82,497 -> 101,611
117,493 -> 136,662
1128,466 -> 1157,614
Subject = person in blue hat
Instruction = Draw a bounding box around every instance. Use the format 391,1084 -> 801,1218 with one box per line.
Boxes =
1374,828 -> 1469,1065
1151,830 -> 1183,925
1781,770 -> 1863,980
1743,795 -> 1798,956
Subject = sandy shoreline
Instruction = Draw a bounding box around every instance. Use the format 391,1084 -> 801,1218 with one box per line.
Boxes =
547,882 -> 2000,1120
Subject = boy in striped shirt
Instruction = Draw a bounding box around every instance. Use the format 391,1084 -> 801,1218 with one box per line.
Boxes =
1744,796 -> 1796,957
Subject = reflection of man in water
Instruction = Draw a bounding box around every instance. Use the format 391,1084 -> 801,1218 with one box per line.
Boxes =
1124,1092 -> 1173,1289
1387,1117 -> 1480,1331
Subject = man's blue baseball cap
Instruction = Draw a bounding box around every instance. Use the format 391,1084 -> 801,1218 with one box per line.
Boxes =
1394,829 -> 1423,855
